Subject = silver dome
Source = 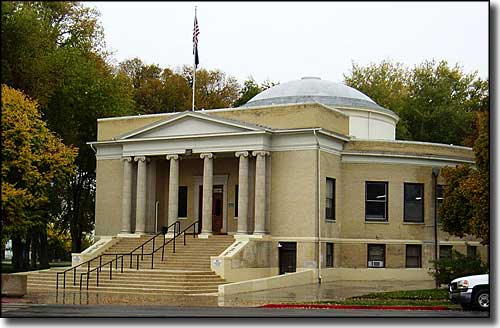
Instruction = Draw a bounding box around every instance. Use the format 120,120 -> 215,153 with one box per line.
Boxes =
243,77 -> 395,115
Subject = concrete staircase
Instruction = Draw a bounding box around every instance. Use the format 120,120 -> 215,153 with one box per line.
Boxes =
26,235 -> 234,295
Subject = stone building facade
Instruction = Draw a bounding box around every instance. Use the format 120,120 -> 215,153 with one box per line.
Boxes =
89,77 -> 487,284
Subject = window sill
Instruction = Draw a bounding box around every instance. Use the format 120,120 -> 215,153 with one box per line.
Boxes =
325,220 -> 336,223
234,217 -> 238,220
364,220 -> 389,224
177,217 -> 188,220
402,222 -> 425,225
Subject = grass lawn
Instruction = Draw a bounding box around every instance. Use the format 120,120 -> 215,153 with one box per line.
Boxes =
310,288 -> 457,308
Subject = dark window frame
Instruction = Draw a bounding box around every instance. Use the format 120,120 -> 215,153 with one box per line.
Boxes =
178,186 -> 188,217
367,244 -> 386,268
325,178 -> 336,221
439,245 -> 453,259
326,242 -> 334,268
405,244 -> 422,268
404,183 -> 425,223
365,181 -> 389,221
467,245 -> 477,258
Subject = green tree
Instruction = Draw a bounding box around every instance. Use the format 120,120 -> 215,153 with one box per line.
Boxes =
119,60 -> 241,113
344,60 -> 488,145
439,112 -> 489,244
182,66 -> 240,110
2,1 -> 135,252
1,85 -> 77,270
233,78 -> 279,107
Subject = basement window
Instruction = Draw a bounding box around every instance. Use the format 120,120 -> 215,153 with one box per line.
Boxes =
367,244 -> 385,268
406,245 -> 422,268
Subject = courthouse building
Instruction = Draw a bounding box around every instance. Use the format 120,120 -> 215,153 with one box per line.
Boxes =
89,77 -> 487,284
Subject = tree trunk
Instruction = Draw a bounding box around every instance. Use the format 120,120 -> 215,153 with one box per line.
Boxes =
31,232 -> 38,269
12,236 -> 23,271
23,235 -> 30,270
39,229 -> 49,269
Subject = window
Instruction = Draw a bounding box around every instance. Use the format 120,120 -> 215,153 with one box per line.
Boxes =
235,185 -> 239,218
406,245 -> 422,268
326,178 -> 336,221
404,183 -> 424,223
178,186 -> 188,217
436,184 -> 445,223
365,182 -> 388,221
326,243 -> 334,267
467,245 -> 477,258
367,244 -> 385,268
439,245 -> 452,259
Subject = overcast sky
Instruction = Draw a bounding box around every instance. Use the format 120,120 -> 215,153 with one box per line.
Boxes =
86,1 -> 489,84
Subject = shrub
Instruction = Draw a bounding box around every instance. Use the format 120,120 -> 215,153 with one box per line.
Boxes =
429,250 -> 488,285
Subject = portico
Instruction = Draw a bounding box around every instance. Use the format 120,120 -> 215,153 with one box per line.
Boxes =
103,111 -> 273,237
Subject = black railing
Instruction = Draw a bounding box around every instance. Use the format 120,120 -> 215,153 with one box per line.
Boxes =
78,221 -> 199,290
56,221 -> 179,290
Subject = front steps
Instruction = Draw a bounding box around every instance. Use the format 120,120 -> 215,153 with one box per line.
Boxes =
26,235 -> 234,295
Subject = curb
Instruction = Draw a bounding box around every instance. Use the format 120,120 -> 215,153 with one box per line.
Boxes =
259,304 -> 451,311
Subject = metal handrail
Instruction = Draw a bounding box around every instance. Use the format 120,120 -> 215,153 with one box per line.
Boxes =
56,221 -> 179,290
78,221 -> 199,290
148,221 -> 199,270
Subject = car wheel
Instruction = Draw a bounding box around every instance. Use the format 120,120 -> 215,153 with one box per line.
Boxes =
474,289 -> 489,310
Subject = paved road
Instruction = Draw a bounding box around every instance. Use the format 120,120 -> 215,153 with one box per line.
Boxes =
1,304 -> 490,318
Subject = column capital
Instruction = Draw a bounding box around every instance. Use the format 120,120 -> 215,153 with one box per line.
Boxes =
166,154 -> 179,161
200,152 -> 214,159
134,156 -> 149,163
252,150 -> 270,157
122,156 -> 133,163
235,151 -> 249,158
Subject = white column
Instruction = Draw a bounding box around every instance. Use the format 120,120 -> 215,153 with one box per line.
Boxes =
235,151 -> 249,234
253,151 -> 269,235
120,157 -> 133,233
134,156 -> 148,234
200,153 -> 214,236
166,154 -> 179,233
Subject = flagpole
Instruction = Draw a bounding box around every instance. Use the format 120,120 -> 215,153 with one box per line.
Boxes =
192,6 -> 197,111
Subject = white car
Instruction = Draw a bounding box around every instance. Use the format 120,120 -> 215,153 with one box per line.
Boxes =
449,274 -> 489,310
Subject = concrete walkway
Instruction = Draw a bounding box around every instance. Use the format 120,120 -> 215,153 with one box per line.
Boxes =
219,280 -> 436,307
3,279 -> 435,308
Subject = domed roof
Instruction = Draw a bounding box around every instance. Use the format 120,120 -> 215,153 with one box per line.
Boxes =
243,77 -> 395,115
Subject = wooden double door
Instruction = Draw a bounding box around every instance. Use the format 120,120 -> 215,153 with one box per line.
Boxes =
198,185 -> 224,234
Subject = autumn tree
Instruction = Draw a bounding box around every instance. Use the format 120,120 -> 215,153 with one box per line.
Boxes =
1,85 -> 77,270
344,60 -> 488,145
2,1 -> 135,252
439,112 -> 489,244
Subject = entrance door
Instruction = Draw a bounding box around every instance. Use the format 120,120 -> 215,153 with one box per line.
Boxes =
197,185 -> 224,234
212,185 -> 223,234
279,242 -> 297,275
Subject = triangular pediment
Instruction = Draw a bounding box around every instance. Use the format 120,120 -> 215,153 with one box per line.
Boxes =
119,111 -> 265,140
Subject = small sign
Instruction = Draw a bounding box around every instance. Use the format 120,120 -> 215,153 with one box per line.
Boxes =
212,259 -> 222,267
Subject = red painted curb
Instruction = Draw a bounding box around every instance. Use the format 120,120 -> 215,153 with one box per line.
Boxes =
259,304 -> 450,311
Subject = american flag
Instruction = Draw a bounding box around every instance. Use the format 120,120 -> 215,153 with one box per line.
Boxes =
193,11 -> 200,68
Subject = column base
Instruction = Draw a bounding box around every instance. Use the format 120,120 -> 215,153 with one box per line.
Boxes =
198,232 -> 213,239
134,231 -> 148,237
251,232 -> 268,238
